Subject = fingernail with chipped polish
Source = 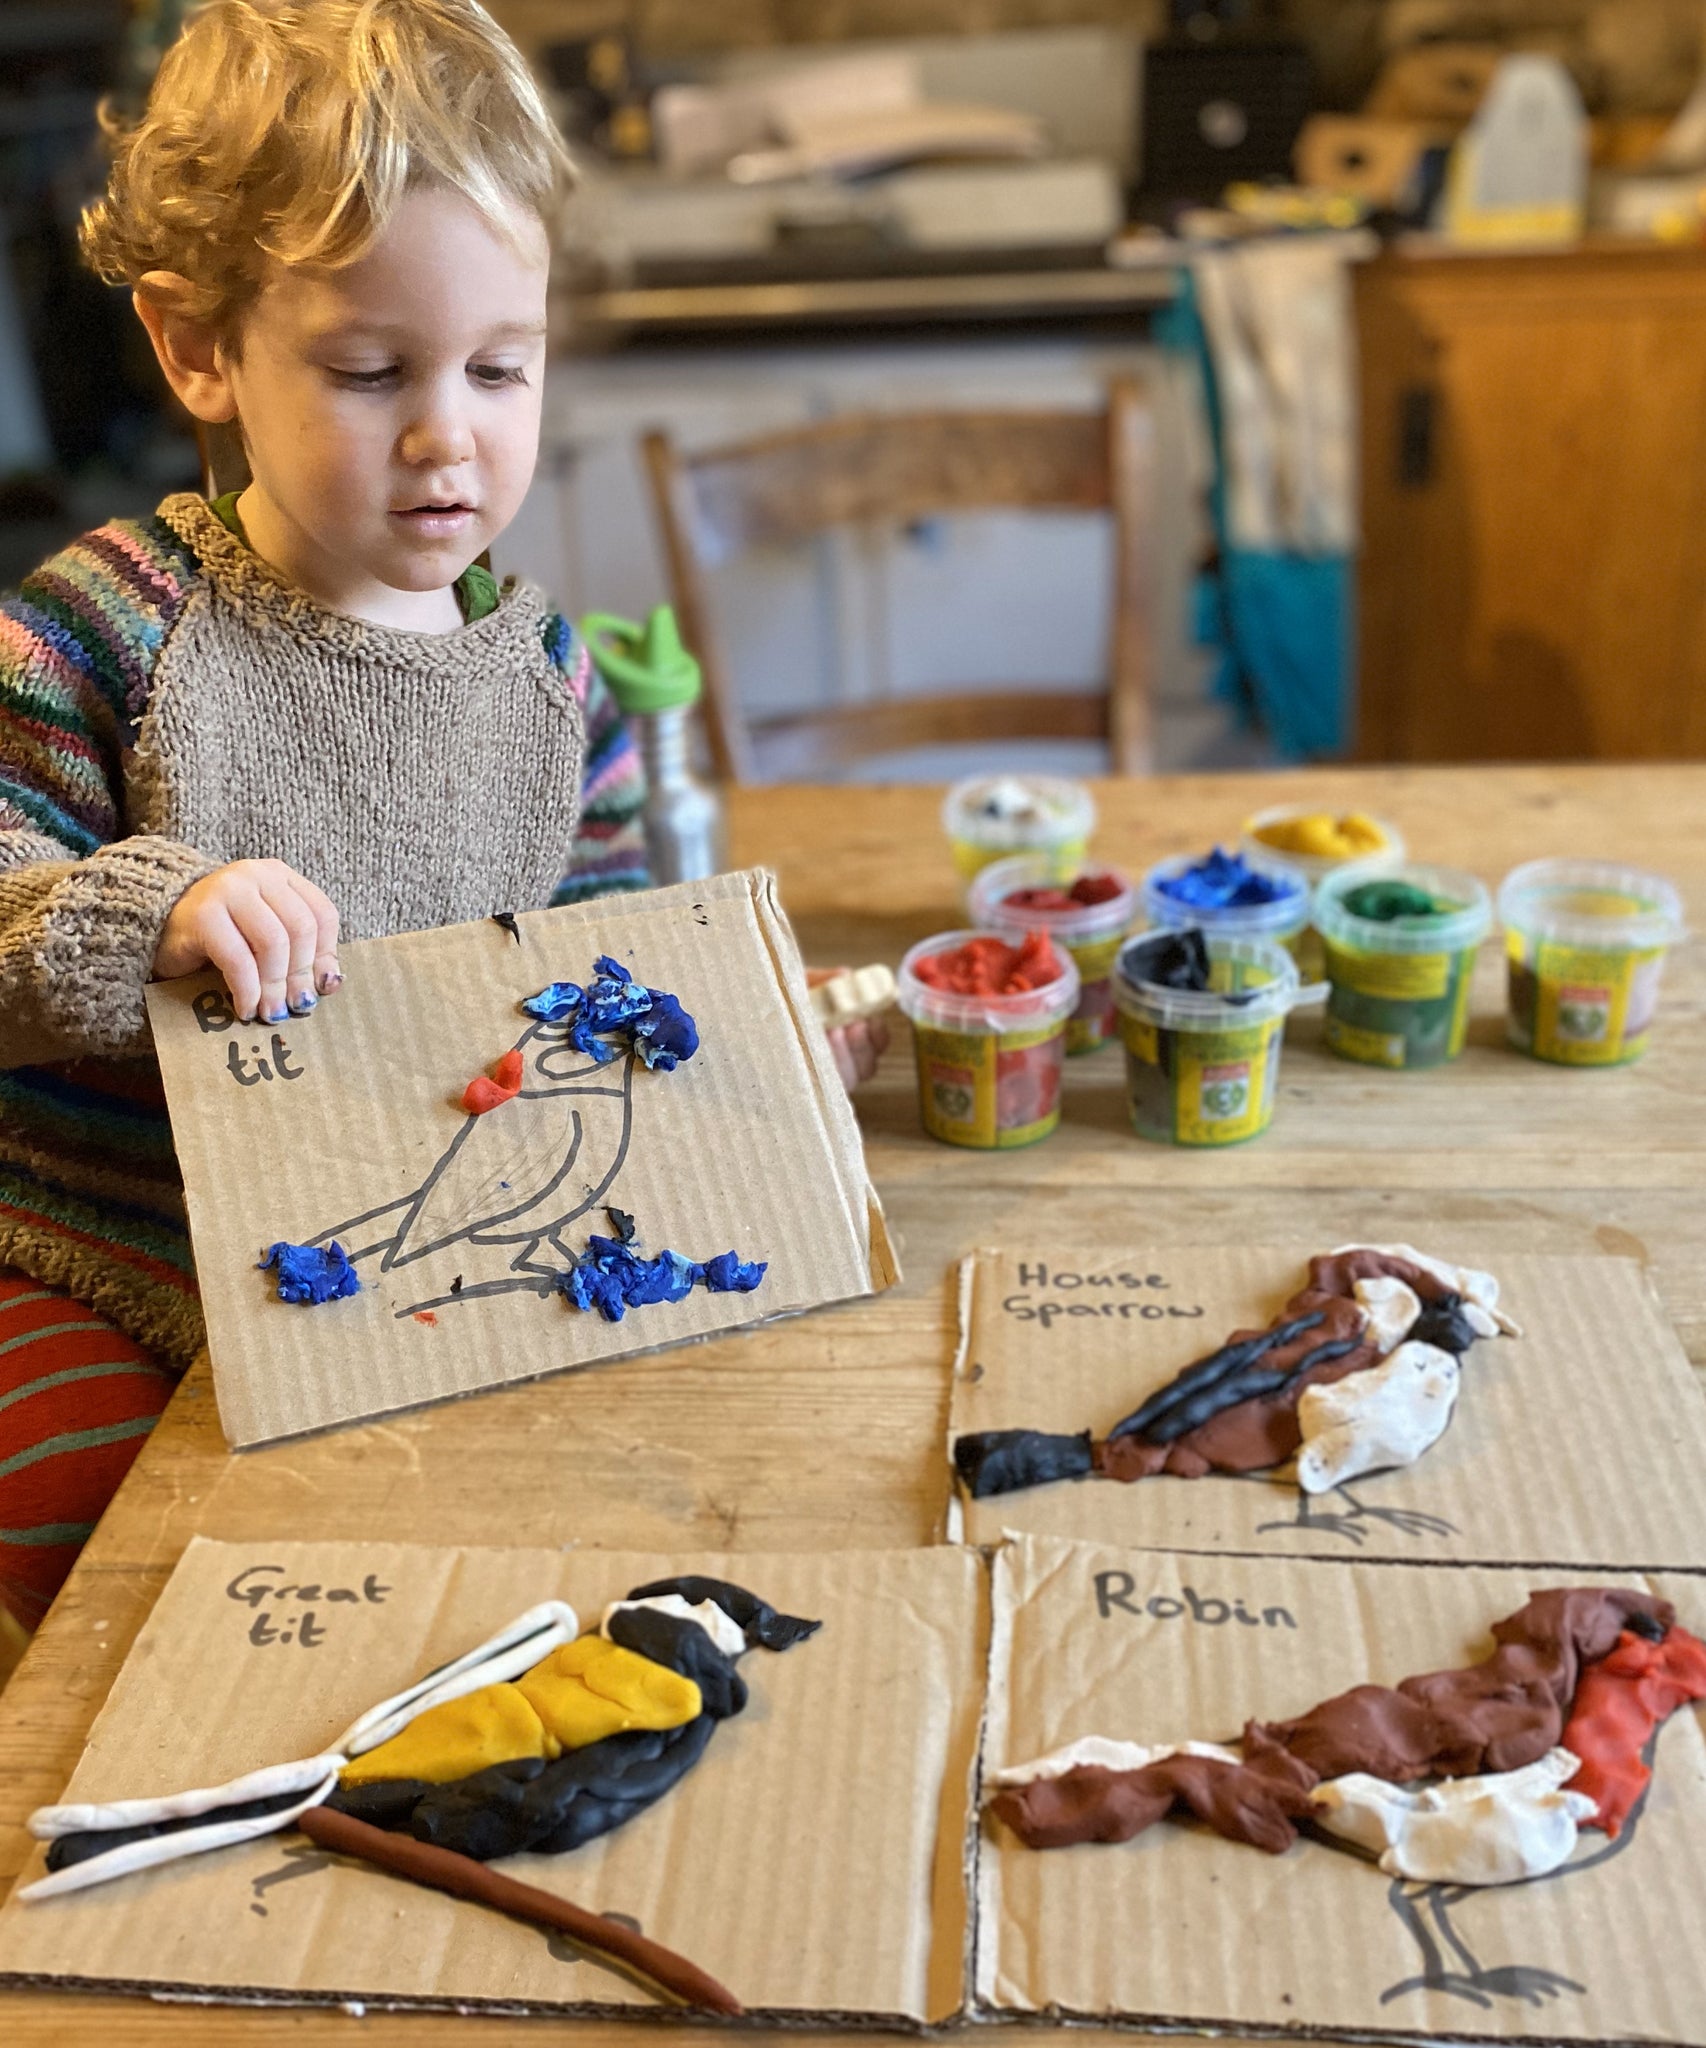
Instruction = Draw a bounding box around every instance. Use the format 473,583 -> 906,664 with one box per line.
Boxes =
264,1007 -> 287,1025
319,970 -> 343,994
290,992 -> 317,1014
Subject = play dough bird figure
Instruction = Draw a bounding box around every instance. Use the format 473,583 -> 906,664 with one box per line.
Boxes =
22,1576 -> 819,2015
989,1589 -> 1706,2016
305,959 -> 698,1315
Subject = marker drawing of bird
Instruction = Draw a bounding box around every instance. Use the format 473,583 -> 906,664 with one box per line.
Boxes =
309,1014 -> 635,1318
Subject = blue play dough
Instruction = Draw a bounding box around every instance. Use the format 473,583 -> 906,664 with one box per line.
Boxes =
259,1239 -> 361,1305
1156,849 -> 1301,912
555,1234 -> 768,1323
522,956 -> 700,1070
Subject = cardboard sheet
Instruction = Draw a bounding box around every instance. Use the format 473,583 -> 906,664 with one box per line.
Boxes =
145,869 -> 897,1446
949,1247 -> 1706,1568
0,1537 -> 983,2024
979,1535 -> 1706,2043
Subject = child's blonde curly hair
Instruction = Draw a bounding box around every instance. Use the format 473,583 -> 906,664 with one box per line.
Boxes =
81,0 -> 573,341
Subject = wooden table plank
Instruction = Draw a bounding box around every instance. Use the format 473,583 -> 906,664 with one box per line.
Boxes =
2,765 -> 1702,2046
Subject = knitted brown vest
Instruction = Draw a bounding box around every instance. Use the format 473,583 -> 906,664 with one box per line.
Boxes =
137,495 -> 584,941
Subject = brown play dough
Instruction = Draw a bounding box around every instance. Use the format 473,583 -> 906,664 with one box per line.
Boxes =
1095,1291 -> 1374,1480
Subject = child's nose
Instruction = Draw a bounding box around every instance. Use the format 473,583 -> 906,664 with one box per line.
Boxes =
398,397 -> 477,470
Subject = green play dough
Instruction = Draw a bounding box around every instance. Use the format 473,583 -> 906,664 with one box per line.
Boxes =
1341,880 -> 1450,922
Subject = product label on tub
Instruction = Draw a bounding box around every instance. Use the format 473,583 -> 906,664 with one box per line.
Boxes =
1119,1013 -> 1283,1147
1516,935 -> 1668,1065
914,1021 -> 1066,1148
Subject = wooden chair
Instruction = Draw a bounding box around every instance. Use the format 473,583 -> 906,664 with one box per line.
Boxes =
641,377 -> 1156,784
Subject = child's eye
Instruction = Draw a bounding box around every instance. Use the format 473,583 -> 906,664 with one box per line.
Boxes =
330,366 -> 398,388
471,364 -> 529,388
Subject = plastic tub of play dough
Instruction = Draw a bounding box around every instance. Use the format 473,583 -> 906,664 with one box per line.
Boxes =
968,855 -> 1138,1055
1316,863 -> 1492,1070
1141,848 -> 1311,962
1499,858 -> 1685,1067
942,775 -> 1095,897
897,929 -> 1080,1150
1240,806 -> 1406,981
1241,805 -> 1406,878
1112,929 -> 1301,1147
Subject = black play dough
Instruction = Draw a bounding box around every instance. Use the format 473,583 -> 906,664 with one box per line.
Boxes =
1117,928 -> 1261,1006
953,1429 -> 1095,1498
45,1785 -> 310,1873
1409,1294 -> 1480,1355
1108,1313 -> 1327,1443
331,1720 -> 719,1861
624,1575 -> 822,1651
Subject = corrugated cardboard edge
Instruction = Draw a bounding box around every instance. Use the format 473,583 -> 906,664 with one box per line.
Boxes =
940,1255 -> 979,1547
0,1979 -> 950,2030
971,1537 -> 1018,2014
749,869 -> 899,1296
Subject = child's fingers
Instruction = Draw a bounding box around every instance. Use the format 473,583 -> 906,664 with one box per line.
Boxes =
291,874 -> 343,996
198,903 -> 261,1024
826,1028 -> 860,1093
846,1020 -> 881,1085
226,887 -> 296,1025
256,872 -> 327,1018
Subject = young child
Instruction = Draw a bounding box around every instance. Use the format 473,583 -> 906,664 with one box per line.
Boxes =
0,0 -> 880,1637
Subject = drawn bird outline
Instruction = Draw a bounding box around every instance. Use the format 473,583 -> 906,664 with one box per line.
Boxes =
310,1015 -> 635,1317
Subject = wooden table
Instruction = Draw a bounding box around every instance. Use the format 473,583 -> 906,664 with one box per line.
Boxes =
3,764 -> 1702,2045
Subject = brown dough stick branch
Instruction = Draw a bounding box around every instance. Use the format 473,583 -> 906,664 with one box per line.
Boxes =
295,1804 -> 743,2016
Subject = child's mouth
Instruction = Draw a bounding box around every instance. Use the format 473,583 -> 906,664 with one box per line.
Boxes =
391,504 -> 475,537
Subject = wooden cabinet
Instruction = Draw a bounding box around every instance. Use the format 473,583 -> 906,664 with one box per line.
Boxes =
1356,244 -> 1706,762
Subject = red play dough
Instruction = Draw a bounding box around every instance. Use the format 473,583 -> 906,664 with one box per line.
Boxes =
1002,873 -> 1125,914
1562,1624 -> 1706,1837
913,930 -> 1061,996
462,1047 -> 524,1116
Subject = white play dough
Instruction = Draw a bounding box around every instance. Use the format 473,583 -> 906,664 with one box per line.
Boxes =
1310,1748 -> 1596,1885
988,1737 -> 1239,1790
600,1594 -> 747,1659
1332,1242 -> 1521,1338
1295,1340 -> 1461,1494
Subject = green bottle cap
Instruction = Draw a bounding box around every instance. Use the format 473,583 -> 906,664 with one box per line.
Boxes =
580,605 -> 702,715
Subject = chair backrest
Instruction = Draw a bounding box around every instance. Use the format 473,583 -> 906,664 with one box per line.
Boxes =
642,377 -> 1155,785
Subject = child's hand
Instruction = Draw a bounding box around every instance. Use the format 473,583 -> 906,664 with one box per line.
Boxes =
152,860 -> 342,1023
806,966 -> 890,1091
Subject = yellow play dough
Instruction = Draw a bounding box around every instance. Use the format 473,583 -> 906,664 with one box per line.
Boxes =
1256,811 -> 1390,860
517,1636 -> 702,1749
340,1682 -> 548,1786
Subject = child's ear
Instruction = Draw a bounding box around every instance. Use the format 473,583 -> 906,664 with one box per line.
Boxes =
133,271 -> 239,423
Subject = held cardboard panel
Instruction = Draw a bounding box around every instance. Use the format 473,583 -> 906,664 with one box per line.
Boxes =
0,1537 -> 984,2024
979,1535 -> 1706,2043
145,869 -> 897,1446
950,1246 -> 1706,1568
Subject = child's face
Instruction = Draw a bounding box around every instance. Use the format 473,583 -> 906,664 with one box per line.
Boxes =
227,184 -> 549,620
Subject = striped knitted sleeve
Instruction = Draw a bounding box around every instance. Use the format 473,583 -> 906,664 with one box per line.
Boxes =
543,611 -> 650,905
0,517 -> 218,1067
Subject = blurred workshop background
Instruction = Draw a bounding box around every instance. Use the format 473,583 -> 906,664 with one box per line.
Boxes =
6,0 -> 1706,776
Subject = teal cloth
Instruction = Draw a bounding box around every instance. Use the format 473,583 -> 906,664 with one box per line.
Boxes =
1157,275 -> 1353,760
